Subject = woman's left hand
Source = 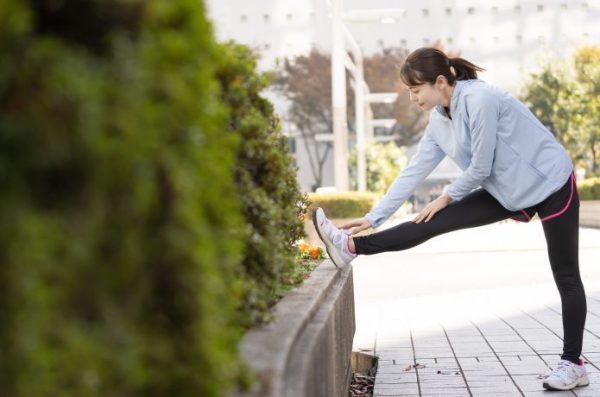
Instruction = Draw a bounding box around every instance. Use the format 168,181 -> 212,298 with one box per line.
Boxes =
414,193 -> 453,224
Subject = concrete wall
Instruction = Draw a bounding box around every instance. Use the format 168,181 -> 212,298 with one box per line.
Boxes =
581,200 -> 600,228
232,261 -> 355,397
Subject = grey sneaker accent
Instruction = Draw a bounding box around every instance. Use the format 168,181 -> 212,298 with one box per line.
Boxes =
312,207 -> 356,268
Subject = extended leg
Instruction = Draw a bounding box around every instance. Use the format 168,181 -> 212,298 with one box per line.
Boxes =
353,189 -> 516,255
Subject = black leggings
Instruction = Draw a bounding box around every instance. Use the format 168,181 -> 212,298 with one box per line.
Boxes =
354,174 -> 586,363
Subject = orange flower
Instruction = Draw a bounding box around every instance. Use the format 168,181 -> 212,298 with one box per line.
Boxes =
298,242 -> 311,253
310,247 -> 321,259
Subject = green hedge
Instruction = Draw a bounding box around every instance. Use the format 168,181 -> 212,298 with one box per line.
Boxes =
216,42 -> 308,327
307,192 -> 377,219
579,177 -> 600,200
0,1 -> 244,396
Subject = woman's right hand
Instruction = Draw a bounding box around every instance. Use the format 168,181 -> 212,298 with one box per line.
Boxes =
339,217 -> 372,235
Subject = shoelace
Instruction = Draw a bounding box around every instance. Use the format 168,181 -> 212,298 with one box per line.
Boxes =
551,361 -> 577,380
321,217 -> 344,245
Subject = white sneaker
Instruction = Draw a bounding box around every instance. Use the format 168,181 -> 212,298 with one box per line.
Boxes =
312,208 -> 356,268
543,359 -> 589,391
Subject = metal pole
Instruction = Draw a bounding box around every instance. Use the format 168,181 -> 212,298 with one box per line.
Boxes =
355,55 -> 366,191
331,0 -> 349,191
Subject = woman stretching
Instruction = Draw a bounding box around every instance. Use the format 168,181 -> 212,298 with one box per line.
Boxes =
313,47 -> 588,391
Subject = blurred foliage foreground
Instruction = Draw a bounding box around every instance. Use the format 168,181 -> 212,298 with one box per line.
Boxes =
0,1 -> 308,396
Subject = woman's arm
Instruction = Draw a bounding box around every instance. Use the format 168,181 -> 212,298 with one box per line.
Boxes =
365,127 -> 445,228
445,90 -> 499,201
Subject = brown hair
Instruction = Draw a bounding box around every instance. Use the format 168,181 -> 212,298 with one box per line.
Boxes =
399,47 -> 485,86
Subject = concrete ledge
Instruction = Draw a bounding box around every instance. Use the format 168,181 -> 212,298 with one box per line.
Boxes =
581,200 -> 600,228
232,260 -> 355,397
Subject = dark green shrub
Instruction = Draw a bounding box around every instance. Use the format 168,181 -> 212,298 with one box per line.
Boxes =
215,42 -> 309,327
579,177 -> 600,200
307,192 -> 377,219
0,1 -> 244,396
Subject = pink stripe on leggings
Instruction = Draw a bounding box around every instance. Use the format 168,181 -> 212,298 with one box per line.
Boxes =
541,173 -> 575,222
520,210 -> 531,221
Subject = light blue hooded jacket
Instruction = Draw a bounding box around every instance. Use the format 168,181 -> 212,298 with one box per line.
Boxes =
365,79 -> 573,229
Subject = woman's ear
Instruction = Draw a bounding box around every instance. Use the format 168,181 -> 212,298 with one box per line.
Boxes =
435,75 -> 448,88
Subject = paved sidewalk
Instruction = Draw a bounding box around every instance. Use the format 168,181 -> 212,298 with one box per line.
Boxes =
351,218 -> 600,396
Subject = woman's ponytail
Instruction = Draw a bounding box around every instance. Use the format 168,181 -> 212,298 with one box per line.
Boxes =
400,48 -> 485,86
448,57 -> 484,81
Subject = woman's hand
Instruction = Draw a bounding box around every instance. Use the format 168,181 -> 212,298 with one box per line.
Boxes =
414,193 -> 452,224
339,217 -> 372,235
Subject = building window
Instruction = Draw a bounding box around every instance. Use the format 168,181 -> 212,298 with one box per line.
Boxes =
445,8 -> 452,15
422,9 -> 429,16
287,138 -> 296,154
537,4 -> 544,12
263,14 -> 270,22
240,14 -> 247,22
514,5 -> 521,13
467,7 -> 475,14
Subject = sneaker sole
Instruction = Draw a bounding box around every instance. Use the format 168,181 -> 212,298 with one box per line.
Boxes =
312,208 -> 342,268
543,375 -> 590,391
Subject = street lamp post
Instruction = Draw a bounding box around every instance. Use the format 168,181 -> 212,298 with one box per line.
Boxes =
329,1 -> 404,192
331,0 -> 349,191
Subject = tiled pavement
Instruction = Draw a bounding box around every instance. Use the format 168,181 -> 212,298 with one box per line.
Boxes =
352,218 -> 600,396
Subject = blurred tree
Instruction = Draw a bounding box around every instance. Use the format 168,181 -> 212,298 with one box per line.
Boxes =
573,47 -> 600,175
273,41 -> 459,191
349,141 -> 407,194
521,46 -> 600,176
363,47 -> 427,146
272,50 -> 338,189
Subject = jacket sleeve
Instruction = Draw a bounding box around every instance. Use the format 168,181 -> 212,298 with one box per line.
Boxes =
445,90 -> 499,201
365,128 -> 445,228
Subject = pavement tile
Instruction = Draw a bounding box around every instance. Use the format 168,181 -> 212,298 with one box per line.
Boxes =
358,222 -> 600,395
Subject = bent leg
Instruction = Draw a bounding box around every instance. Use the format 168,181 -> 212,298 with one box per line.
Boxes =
354,189 -> 516,255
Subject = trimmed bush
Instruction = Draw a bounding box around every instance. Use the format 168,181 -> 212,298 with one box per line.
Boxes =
215,42 -> 309,327
0,1 -> 245,396
307,192 -> 378,219
579,177 -> 600,200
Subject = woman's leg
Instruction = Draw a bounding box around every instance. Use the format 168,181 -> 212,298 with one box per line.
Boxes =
353,188 -> 516,255
539,176 -> 586,363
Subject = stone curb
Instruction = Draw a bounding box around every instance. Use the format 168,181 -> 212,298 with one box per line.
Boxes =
232,260 -> 355,397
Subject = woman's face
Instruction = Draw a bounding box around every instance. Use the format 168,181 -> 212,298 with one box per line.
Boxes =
407,83 -> 443,111
406,75 -> 452,111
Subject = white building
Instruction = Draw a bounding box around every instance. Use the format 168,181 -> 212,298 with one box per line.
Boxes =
205,0 -> 600,192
